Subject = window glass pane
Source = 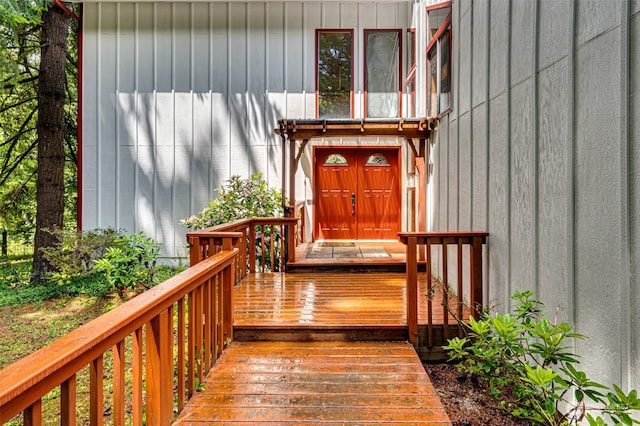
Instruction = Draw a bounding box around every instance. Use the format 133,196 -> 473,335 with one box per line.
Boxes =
318,31 -> 352,118
365,31 -> 400,118
365,154 -> 389,165
428,6 -> 450,42
427,50 -> 437,117
408,76 -> 416,118
407,30 -> 416,69
324,154 -> 348,165
439,31 -> 451,112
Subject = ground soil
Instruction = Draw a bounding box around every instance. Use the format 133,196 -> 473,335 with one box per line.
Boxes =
425,363 -> 531,426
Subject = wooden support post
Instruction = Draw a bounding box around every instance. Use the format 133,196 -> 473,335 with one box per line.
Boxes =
406,236 -> 418,346
470,237 -> 484,318
188,236 -> 201,266
249,224 -> 256,273
222,237 -> 235,344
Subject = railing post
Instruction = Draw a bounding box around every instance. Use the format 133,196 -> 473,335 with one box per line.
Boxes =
287,222 -> 296,264
249,224 -> 256,273
406,236 -> 418,346
222,237 -> 235,344
188,236 -> 201,266
470,236 -> 484,319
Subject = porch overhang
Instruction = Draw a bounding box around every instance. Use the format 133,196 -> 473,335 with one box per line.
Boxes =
274,118 -> 436,238
275,118 -> 435,141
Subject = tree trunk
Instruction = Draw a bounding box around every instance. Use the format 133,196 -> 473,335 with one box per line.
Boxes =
32,6 -> 70,281
1,230 -> 7,257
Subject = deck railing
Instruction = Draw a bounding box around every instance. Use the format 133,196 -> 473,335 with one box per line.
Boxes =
399,232 -> 489,349
187,216 -> 299,275
0,236 -> 239,425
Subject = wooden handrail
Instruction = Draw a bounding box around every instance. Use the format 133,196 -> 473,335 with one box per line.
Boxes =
187,216 -> 299,273
399,232 -> 489,346
0,240 -> 238,425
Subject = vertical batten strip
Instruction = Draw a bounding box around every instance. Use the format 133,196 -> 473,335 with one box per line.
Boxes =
483,0 -> 491,307
567,0 -> 577,352
505,0 -> 512,310
619,0 -> 631,390
531,0 -> 540,299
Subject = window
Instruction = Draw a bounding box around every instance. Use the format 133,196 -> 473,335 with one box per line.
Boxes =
317,30 -> 353,118
406,29 -> 417,117
324,154 -> 348,165
365,153 -> 390,165
364,29 -> 402,118
426,2 -> 452,117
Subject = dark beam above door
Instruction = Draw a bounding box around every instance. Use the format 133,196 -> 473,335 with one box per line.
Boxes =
275,118 -> 435,141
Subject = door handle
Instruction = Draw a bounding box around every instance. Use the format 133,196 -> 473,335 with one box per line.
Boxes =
351,192 -> 356,215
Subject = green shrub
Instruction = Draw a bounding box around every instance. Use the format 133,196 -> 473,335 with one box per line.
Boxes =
181,173 -> 284,271
93,232 -> 161,296
181,173 -> 283,230
444,291 -> 640,425
40,227 -> 123,285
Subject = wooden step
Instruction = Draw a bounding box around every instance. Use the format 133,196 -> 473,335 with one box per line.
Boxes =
174,341 -> 451,424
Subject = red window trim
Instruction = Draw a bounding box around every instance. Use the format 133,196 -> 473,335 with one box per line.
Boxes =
426,1 -> 452,12
363,28 -> 403,118
426,12 -> 452,54
315,29 -> 355,119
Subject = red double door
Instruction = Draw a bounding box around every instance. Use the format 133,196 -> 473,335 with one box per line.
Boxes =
314,148 -> 400,240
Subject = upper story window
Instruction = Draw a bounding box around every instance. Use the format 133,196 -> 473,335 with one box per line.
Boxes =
426,2 -> 452,118
317,30 -> 353,118
364,29 -> 402,118
406,29 -> 417,117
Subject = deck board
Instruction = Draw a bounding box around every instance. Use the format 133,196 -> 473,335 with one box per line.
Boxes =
174,341 -> 451,425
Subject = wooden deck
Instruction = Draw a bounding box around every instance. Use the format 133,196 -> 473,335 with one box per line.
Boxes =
233,272 -> 467,342
173,341 -> 451,425
175,271 -> 464,424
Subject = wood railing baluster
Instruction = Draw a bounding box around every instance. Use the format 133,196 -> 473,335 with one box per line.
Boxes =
61,375 -> 76,425
132,328 -> 143,426
204,279 -> 212,370
426,240 -> 433,347
90,355 -> 104,426
23,399 -> 41,426
177,299 -> 186,411
113,340 -> 125,426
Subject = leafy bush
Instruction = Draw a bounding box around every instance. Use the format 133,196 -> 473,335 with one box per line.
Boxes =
40,227 -> 123,285
444,291 -> 640,425
39,227 -> 162,296
93,232 -> 161,296
181,173 -> 283,230
181,173 -> 284,270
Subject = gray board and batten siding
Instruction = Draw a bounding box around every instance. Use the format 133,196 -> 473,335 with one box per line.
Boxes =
425,0 -> 639,391
81,1 -> 411,260
81,0 -> 640,392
